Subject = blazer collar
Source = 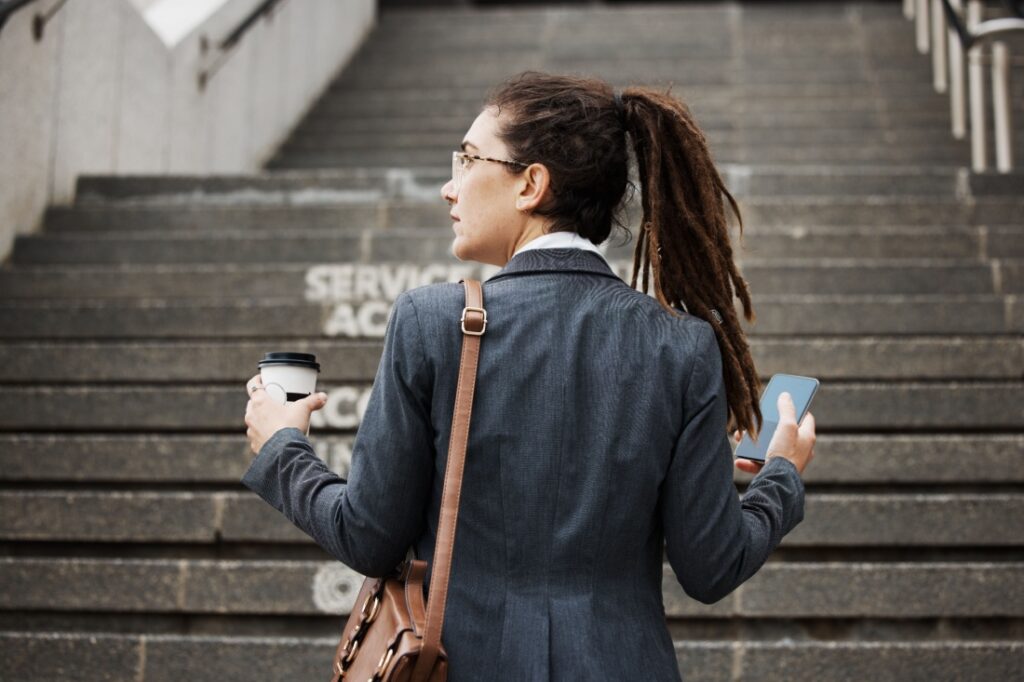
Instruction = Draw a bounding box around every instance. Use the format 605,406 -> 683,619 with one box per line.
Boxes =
485,248 -> 624,284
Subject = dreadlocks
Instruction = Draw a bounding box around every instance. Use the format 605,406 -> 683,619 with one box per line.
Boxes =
486,71 -> 763,439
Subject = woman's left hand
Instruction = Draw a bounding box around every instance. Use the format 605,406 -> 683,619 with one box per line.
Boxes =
244,374 -> 328,455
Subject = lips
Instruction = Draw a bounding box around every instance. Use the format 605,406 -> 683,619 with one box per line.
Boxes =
450,214 -> 460,221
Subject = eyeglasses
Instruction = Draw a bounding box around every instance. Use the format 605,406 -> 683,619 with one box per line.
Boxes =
450,151 -> 528,194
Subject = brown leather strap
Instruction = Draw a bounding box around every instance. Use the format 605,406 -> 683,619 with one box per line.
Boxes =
411,278 -> 485,680
404,559 -> 428,637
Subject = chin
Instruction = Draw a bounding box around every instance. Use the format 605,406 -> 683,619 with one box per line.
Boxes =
451,236 -> 473,262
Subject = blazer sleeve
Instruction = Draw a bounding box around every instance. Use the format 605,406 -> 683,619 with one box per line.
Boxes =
660,323 -> 805,605
240,291 -> 435,577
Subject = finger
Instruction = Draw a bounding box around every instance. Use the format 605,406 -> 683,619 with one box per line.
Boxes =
735,459 -> 764,474
301,392 -> 329,412
777,392 -> 796,424
799,411 -> 816,437
246,374 -> 264,394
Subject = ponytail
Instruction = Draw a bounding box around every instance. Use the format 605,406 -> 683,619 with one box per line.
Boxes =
619,88 -> 763,439
486,72 -> 763,439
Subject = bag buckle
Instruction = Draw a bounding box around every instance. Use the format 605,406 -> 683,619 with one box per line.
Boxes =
461,306 -> 487,336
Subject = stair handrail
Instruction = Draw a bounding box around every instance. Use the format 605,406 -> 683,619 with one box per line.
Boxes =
904,0 -> 1024,172
197,0 -> 292,90
0,0 -> 67,40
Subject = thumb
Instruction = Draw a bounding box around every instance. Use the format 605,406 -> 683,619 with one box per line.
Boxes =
777,392 -> 796,424
303,392 -> 329,411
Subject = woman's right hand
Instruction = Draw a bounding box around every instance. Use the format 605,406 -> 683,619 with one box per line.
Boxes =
733,392 -> 815,476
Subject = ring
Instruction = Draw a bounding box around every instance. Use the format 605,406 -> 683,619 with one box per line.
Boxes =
249,386 -> 263,395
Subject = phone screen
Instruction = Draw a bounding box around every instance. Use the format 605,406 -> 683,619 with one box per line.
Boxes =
734,374 -> 819,462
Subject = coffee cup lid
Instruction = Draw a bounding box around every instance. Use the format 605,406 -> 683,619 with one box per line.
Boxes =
258,352 -> 320,372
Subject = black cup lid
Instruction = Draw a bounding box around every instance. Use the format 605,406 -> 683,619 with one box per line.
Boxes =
258,352 -> 320,372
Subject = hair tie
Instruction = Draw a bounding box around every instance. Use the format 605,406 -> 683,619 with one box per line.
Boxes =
612,91 -> 627,127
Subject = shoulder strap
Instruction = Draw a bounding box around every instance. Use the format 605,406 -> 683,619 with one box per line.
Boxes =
412,278 -> 486,680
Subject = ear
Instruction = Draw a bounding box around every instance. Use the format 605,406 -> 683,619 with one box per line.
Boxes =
514,162 -> 552,212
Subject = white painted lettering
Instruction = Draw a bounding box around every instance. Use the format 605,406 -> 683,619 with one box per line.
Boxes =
304,265 -> 331,302
354,266 -> 381,300
379,263 -> 414,301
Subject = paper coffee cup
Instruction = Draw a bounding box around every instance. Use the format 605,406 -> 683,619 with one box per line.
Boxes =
258,352 -> 320,403
258,350 -> 317,436
258,352 -> 321,436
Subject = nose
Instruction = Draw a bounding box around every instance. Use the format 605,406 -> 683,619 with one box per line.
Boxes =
441,178 -> 457,203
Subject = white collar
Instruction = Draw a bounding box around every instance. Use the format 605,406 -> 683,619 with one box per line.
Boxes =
513,231 -> 610,264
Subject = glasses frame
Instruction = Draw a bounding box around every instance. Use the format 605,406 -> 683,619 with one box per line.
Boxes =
451,151 -> 529,194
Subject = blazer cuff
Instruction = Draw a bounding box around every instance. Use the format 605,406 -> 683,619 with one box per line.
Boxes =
763,455 -> 803,488
241,426 -> 311,509
750,455 -> 806,535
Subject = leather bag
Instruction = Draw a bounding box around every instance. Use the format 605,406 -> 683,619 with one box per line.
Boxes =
330,279 -> 487,681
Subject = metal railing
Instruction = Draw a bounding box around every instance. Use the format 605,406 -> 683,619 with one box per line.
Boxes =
0,0 -> 67,40
903,0 -> 1024,172
198,0 -> 292,90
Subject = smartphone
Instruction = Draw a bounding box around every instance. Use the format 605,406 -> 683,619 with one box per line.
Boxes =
734,373 -> 819,463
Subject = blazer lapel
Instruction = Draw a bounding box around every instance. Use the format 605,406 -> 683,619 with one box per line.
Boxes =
485,248 -> 624,284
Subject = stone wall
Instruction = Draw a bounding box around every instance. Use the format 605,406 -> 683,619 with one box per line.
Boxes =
0,0 -> 376,262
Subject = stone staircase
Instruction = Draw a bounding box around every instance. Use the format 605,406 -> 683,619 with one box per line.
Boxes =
1,2 -> 1023,680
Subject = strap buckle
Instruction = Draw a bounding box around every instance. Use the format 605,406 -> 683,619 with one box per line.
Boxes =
461,306 -> 487,336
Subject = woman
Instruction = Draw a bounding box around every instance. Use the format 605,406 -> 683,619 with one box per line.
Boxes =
243,71 -> 815,681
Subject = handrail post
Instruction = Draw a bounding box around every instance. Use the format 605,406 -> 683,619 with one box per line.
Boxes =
917,0 -> 931,52
967,0 -> 988,171
948,0 -> 968,139
931,0 -> 949,92
991,41 -> 1014,172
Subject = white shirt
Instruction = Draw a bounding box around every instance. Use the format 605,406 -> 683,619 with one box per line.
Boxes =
512,230 -> 611,266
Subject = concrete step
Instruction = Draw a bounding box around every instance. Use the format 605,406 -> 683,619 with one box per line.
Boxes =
264,119 -> 1012,146
307,88 -> 1011,114
284,113 -> 995,140
0,382 -> 1020,431
1,633 -> 1019,682
271,144 -> 999,168
76,167 -> 1020,203
70,168 -> 1023,205
3,491 -> 1021,546
0,338 -> 1018,384
14,223 -> 1015,266
0,295 -> 1019,339
2,558 -> 1019,619
0,259 -> 1004,298
323,67 -> 1022,101
300,89 -> 1024,117
1,433 -> 1019,485
314,80 -> 1006,104
43,196 -> 1024,231
328,67 -> 943,91
9,226 -> 1020,265
277,130 -> 1024,157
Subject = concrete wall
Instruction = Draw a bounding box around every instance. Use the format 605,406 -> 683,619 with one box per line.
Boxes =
0,0 -> 376,262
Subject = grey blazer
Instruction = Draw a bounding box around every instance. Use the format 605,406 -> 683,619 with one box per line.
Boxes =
242,247 -> 805,681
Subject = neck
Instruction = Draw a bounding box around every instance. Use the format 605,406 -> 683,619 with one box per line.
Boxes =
505,220 -> 550,264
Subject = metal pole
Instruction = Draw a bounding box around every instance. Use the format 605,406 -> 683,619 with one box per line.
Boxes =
931,0 -> 949,92
991,41 -> 1014,172
917,0 -> 931,52
948,0 -> 967,138
967,0 -> 987,171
